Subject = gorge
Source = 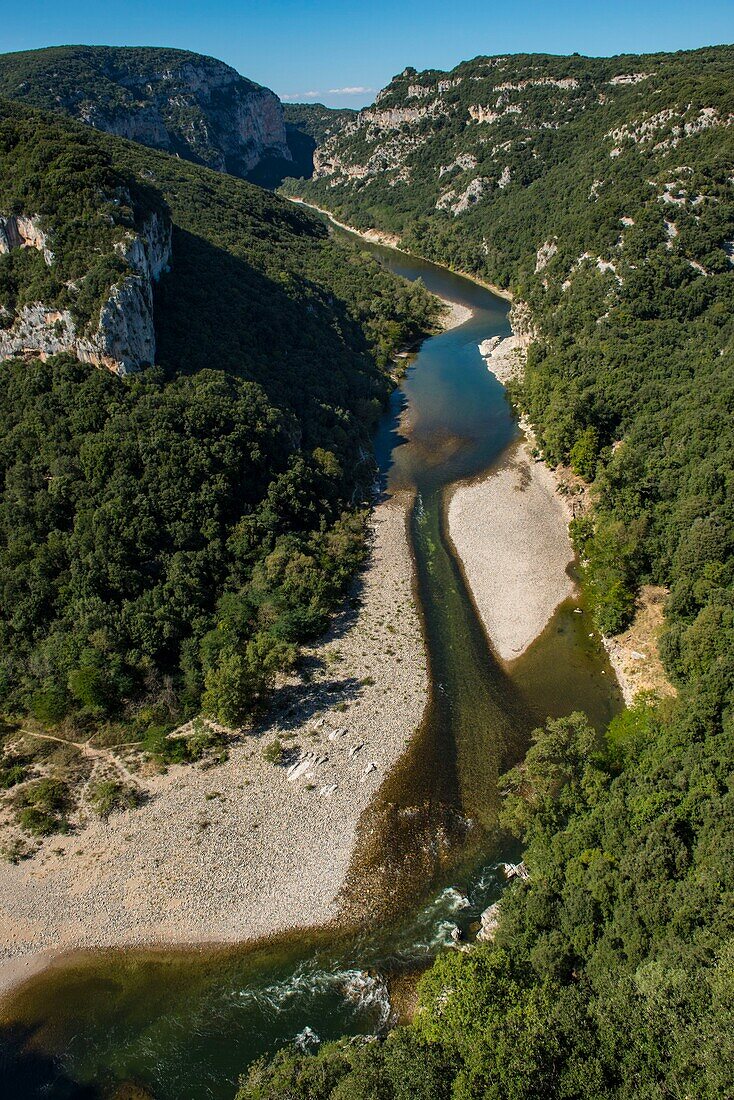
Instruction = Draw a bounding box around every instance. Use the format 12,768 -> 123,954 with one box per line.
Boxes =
0,222 -> 620,1100
0,36 -> 732,1100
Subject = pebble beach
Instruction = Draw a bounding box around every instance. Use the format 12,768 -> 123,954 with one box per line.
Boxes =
0,497 -> 428,999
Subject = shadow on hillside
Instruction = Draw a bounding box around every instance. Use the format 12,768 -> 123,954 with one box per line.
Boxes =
245,123 -> 317,189
153,225 -> 382,424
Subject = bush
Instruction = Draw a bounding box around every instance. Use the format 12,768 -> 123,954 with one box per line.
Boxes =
202,635 -> 296,727
0,762 -> 27,789
87,779 -> 140,819
569,426 -> 599,481
142,720 -> 227,766
67,667 -> 115,710
14,777 -> 71,836
29,686 -> 70,723
262,739 -> 285,765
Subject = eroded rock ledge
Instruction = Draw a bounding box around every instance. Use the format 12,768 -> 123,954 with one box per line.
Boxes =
0,209 -> 172,375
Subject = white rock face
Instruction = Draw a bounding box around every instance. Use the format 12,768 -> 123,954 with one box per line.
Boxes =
496,77 -> 578,92
439,153 -> 478,177
115,210 -> 173,281
535,239 -> 558,272
77,276 -> 157,374
468,103 -> 522,125
476,298 -> 535,386
360,105 -> 435,130
437,177 -> 490,215
407,84 -> 433,99
498,165 -> 512,188
0,210 -> 172,375
478,334 -> 528,384
608,72 -> 651,85
477,902 -> 501,942
54,51 -> 291,174
0,215 -> 54,264
607,106 -> 732,153
468,104 -> 501,124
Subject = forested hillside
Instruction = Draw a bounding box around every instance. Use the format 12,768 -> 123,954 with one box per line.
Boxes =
241,46 -> 734,1098
286,43 -> 734,693
0,46 -> 351,190
0,99 -> 437,773
0,45 -> 290,176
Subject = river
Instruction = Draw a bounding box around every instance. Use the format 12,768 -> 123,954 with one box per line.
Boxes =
0,228 -> 621,1099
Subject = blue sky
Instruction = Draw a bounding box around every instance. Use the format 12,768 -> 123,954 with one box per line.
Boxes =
1,0 -> 733,108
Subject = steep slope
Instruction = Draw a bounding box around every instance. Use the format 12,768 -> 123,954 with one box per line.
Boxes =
286,45 -> 734,670
218,101 -> 356,188
240,47 -> 734,1100
283,102 -> 357,147
0,99 -> 437,775
0,109 -> 171,374
0,45 -> 290,177
290,47 -> 734,265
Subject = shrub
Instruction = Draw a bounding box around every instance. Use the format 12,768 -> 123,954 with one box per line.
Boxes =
88,779 -> 140,819
15,777 -> 71,836
143,720 -> 227,766
262,739 -> 285,765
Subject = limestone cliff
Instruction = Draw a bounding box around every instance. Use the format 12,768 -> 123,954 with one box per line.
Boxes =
0,209 -> 172,375
0,214 -> 55,264
0,45 -> 290,177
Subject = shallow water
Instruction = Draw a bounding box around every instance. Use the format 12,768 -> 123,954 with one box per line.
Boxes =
0,228 -> 621,1099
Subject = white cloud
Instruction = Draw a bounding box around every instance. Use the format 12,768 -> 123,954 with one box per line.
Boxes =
328,86 -> 373,95
279,85 -> 374,102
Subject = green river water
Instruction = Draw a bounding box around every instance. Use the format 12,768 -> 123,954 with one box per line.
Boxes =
0,229 -> 621,1099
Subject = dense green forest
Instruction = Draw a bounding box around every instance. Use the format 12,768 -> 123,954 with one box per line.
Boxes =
0,100 -> 438,756
240,46 -> 734,1098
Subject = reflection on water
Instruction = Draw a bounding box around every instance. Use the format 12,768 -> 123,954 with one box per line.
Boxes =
0,224 -> 621,1100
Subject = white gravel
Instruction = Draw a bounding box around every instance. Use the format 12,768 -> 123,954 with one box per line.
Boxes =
447,438 -> 576,662
0,498 -> 427,998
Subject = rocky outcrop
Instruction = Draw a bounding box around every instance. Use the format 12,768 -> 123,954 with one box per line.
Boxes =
439,153 -> 477,177
478,299 -> 536,384
0,210 -> 172,375
535,239 -> 558,273
477,902 -> 501,942
478,334 -> 528,384
0,46 -> 290,177
468,103 -> 522,124
0,214 -> 54,264
115,210 -> 172,282
437,177 -> 490,215
606,106 -> 732,154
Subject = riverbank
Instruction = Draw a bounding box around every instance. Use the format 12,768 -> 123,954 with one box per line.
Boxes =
441,299 -> 473,330
288,196 -> 514,303
447,437 -> 576,663
471,334 -> 672,701
602,586 -> 677,706
0,497 -> 428,1003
